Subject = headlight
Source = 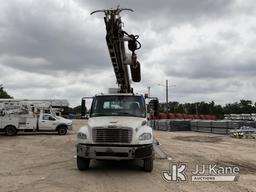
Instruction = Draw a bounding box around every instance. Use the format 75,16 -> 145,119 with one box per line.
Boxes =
77,132 -> 87,139
139,133 -> 152,140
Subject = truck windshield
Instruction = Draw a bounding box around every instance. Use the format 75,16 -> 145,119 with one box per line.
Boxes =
91,95 -> 146,118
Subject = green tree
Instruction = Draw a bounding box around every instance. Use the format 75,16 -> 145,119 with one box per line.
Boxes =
239,100 -> 254,113
0,86 -> 12,98
73,105 -> 82,114
223,102 -> 241,114
168,101 -> 179,112
157,99 -> 256,119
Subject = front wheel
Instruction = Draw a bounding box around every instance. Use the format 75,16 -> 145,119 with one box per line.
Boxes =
57,126 -> 67,135
143,157 -> 153,172
77,156 -> 90,171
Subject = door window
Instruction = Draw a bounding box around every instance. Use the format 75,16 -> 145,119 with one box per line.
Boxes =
43,115 -> 56,121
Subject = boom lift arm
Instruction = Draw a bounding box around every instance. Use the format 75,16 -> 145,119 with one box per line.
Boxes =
91,6 -> 141,93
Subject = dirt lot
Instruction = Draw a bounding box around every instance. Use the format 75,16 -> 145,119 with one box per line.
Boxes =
0,120 -> 255,192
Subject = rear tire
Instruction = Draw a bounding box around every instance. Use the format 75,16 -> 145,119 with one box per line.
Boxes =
77,156 -> 90,171
58,126 -> 67,135
5,126 -> 17,136
143,157 -> 153,172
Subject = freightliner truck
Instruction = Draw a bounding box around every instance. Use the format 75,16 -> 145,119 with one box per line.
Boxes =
76,7 -> 158,172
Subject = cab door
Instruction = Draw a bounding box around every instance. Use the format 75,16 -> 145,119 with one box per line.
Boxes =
39,114 -> 57,131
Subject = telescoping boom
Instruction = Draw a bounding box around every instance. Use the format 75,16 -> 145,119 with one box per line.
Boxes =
91,6 -> 141,93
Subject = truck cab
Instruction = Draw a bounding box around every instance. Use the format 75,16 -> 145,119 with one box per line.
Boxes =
38,113 -> 72,134
76,93 -> 154,172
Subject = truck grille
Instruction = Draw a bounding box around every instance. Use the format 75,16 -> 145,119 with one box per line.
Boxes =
92,127 -> 132,143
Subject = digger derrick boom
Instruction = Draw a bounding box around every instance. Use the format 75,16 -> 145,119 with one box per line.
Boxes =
91,7 -> 141,93
105,14 -> 130,93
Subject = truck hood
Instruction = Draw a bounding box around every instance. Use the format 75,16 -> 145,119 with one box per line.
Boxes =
57,116 -> 72,125
88,116 -> 146,128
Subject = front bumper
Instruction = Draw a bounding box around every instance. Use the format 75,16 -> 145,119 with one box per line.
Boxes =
67,125 -> 72,130
77,143 -> 154,160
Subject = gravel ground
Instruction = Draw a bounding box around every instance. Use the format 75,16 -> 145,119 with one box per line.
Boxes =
0,119 -> 255,192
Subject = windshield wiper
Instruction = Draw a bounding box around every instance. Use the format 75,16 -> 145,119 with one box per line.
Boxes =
117,112 -> 141,117
91,113 -> 110,117
92,112 -> 144,117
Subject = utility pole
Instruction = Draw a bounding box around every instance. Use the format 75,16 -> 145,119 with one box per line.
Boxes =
166,80 -> 168,112
158,80 -> 176,112
147,86 -> 151,97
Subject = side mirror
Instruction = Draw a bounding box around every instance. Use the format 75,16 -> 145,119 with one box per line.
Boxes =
0,110 -> 5,116
50,117 -> 56,121
149,99 -> 159,117
81,99 -> 87,118
81,96 -> 93,119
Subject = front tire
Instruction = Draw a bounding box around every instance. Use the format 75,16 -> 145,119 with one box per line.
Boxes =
57,126 -> 67,135
5,126 -> 17,136
143,157 -> 153,172
77,156 -> 90,171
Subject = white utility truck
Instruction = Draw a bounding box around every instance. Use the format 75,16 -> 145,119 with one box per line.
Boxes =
77,7 -> 157,172
0,99 -> 72,136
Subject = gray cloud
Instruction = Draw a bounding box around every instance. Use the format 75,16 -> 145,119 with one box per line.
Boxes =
1,0 -> 256,106
0,0 -> 111,74
164,44 -> 256,79
76,0 -> 234,21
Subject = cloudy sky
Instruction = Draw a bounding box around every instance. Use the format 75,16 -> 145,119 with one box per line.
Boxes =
0,0 -> 256,107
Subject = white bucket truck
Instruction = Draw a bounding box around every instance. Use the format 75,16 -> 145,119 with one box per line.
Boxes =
0,99 -> 72,136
